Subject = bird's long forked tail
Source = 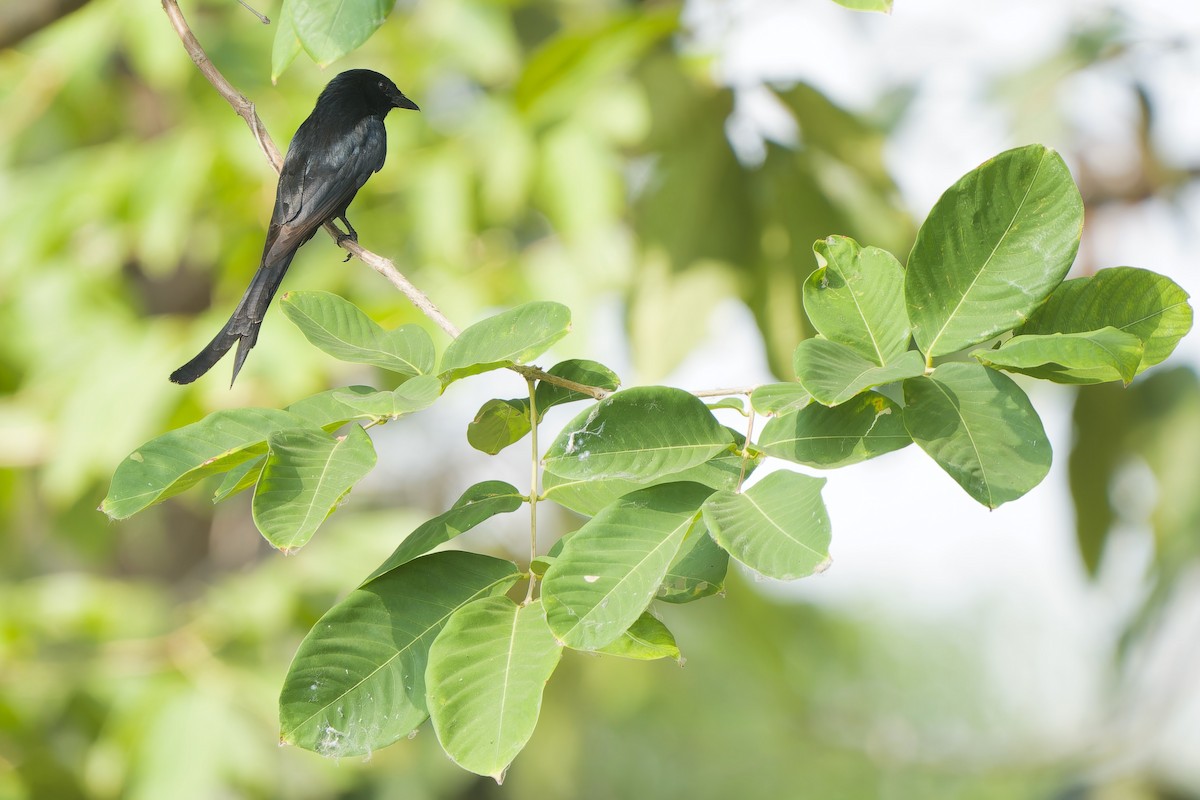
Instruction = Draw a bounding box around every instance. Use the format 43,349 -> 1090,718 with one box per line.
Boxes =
169,252 -> 296,386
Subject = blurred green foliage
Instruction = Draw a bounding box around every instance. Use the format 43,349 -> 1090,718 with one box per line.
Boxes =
1,0 -> 1198,797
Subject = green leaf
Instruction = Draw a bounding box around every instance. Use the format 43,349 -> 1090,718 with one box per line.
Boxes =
702,470 -> 832,581
595,612 -> 681,661
706,397 -> 746,413
364,482 -> 524,583
543,386 -> 732,482
102,408 -> 307,519
1018,266 -> 1193,374
903,362 -> 1052,508
793,340 -> 926,406
440,302 -> 572,381
542,482 -> 710,650
533,359 -> 621,418
750,383 -> 812,417
271,0 -> 303,82
831,0 -> 892,12
467,399 -> 532,455
543,428 -> 752,517
758,392 -> 910,468
281,291 -> 436,377
332,375 -> 442,419
804,235 -> 909,365
252,425 -> 377,552
905,145 -> 1084,357
972,327 -> 1144,385
279,552 -> 520,758
427,598 -> 562,782
290,0 -> 394,67
658,524 -> 728,604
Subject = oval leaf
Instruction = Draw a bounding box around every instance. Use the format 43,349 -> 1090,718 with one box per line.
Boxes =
903,362 -> 1052,508
281,291 -> 435,376
905,145 -> 1084,357
804,235 -> 909,365
278,552 -> 520,758
533,359 -> 622,417
793,339 -> 926,406
252,425 -> 377,552
757,392 -> 910,468
427,598 -> 562,782
467,398 -> 532,455
290,0 -> 394,67
542,386 -> 732,482
440,302 -> 571,381
332,375 -> 442,419
1018,266 -> 1192,374
541,482 -> 711,650
750,383 -> 812,417
702,470 -> 832,581
102,408 -> 307,519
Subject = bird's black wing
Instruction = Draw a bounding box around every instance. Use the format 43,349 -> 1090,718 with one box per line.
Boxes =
263,115 -> 389,263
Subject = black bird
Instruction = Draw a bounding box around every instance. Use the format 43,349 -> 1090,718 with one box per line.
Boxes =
170,69 -> 419,385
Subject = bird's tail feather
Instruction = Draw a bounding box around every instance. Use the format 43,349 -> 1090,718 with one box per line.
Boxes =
169,252 -> 296,386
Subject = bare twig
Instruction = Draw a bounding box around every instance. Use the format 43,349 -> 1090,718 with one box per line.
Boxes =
160,0 -> 613,400
236,0 -> 269,24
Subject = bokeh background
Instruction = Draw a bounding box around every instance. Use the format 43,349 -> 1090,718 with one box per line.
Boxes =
2,0 -> 1199,797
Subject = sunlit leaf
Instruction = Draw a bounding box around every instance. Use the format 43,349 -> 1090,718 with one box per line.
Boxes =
290,0 -> 394,67
440,302 -> 571,381
830,0 -> 893,13
703,470 -> 832,581
279,552 -> 520,758
271,0 -> 304,82
543,387 -> 732,482
252,425 -> 377,552
905,145 -> 1084,357
1018,266 -> 1192,374
281,291 -> 436,376
804,235 -> 909,365
427,598 -> 562,781
903,362 -> 1051,508
972,327 -> 1143,385
102,408 -> 308,519
595,612 -> 681,661
331,375 -> 442,419
757,392 -> 910,468
750,383 -> 812,417
542,482 -> 710,650
793,339 -> 925,406
532,359 -> 621,418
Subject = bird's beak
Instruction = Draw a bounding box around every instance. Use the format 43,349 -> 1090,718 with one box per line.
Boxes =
393,92 -> 419,111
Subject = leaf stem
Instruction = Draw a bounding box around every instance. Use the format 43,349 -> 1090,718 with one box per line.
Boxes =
524,376 -> 540,604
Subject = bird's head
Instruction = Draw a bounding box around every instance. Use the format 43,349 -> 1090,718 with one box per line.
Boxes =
325,69 -> 419,116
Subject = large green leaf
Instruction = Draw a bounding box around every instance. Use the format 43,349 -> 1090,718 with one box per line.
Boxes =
278,552 -> 520,758
251,426 -> 377,553
793,339 -> 926,406
427,598 -> 562,782
803,236 -> 909,365
702,470 -> 831,581
281,291 -> 435,377
541,482 -> 710,650
271,0 -> 304,82
543,428 -> 752,517
757,392 -> 910,468
364,482 -> 524,583
971,327 -> 1143,385
289,0 -> 394,67
905,145 -> 1084,357
595,612 -> 681,661
440,302 -> 572,381
1018,266 -> 1192,374
903,362 -> 1052,508
102,408 -> 308,519
542,386 -> 732,482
